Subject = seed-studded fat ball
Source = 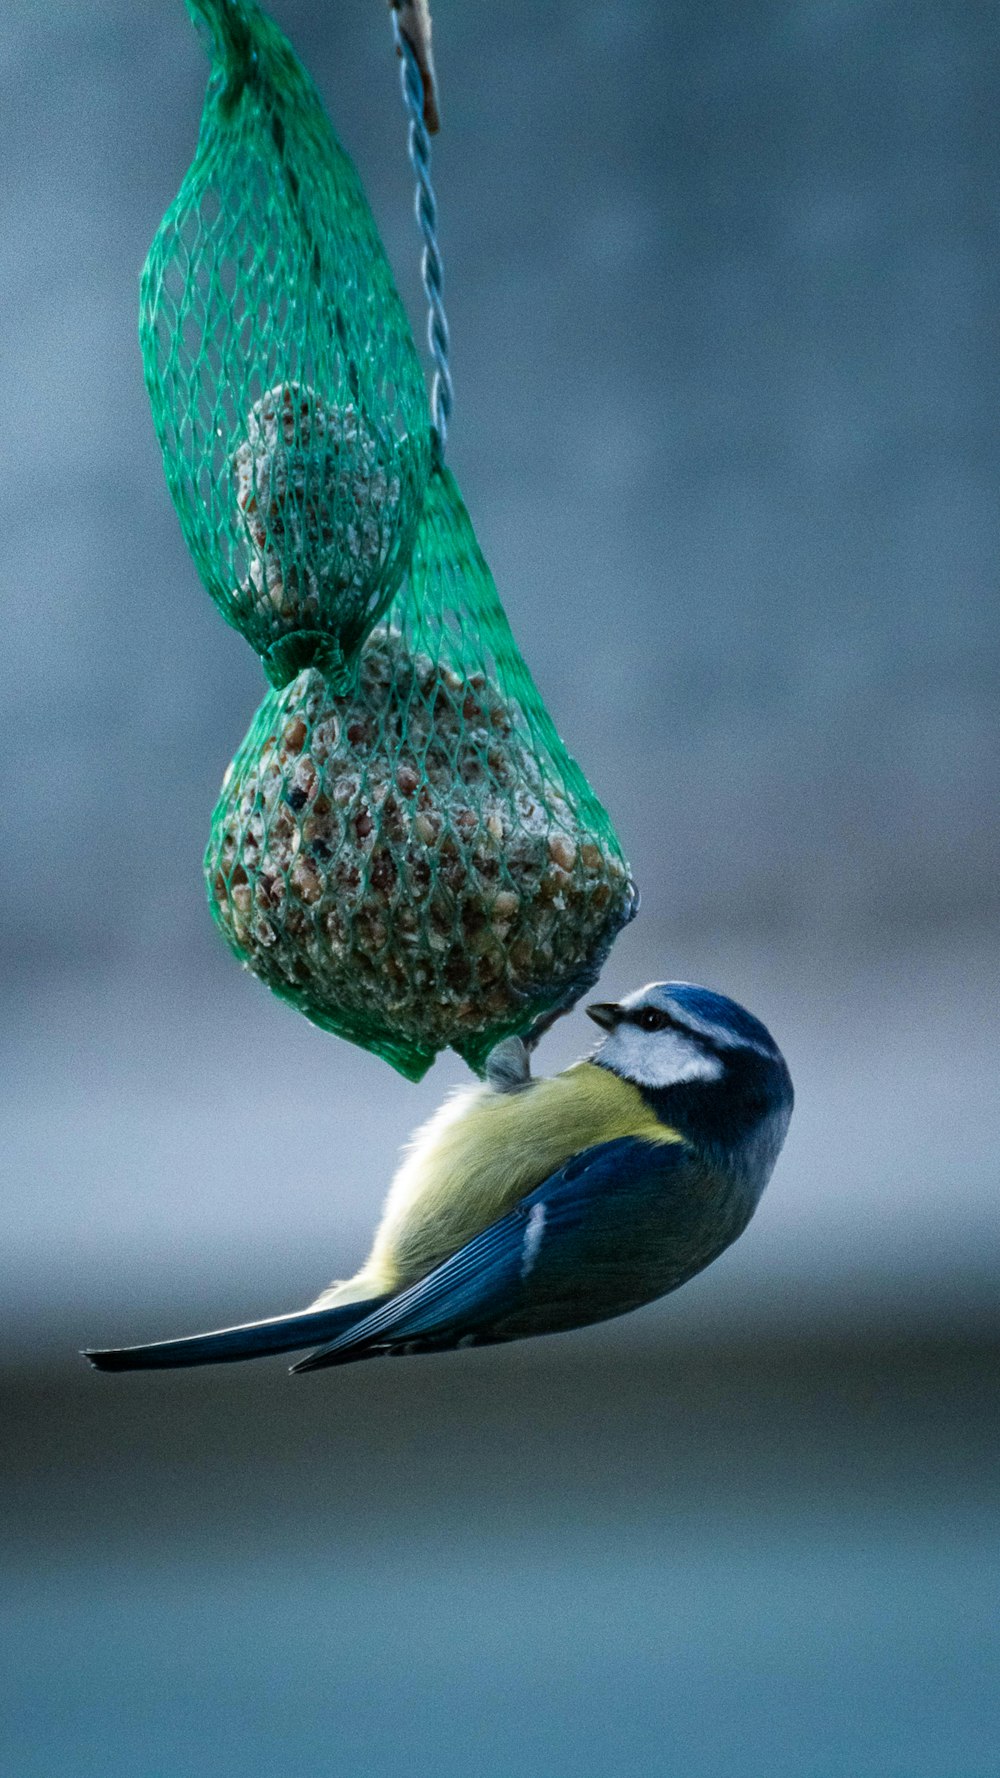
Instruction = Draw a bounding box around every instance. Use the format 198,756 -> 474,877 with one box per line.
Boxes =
231,382 -> 403,642
207,627 -> 633,1067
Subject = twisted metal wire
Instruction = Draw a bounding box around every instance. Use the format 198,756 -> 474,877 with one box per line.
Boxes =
392,12 -> 453,454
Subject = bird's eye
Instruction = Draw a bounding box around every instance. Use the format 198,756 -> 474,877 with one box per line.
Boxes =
637,1008 -> 671,1032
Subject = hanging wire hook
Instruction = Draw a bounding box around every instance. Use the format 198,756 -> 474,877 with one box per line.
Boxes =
391,5 -> 453,455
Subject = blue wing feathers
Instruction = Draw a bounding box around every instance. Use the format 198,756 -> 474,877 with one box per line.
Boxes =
292,1137 -> 688,1373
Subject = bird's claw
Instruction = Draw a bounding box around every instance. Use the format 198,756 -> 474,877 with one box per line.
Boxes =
485,1036 -> 532,1094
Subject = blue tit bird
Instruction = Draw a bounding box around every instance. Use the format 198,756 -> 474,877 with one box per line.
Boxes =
84,982 -> 793,1375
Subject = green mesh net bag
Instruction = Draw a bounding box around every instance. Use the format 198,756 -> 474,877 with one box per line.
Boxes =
207,463 -> 637,1080
141,0 -> 432,685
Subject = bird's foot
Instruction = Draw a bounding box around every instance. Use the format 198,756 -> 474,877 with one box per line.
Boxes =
485,1036 -> 532,1093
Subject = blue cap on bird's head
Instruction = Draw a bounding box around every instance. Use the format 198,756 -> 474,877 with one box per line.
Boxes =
587,980 -> 792,1115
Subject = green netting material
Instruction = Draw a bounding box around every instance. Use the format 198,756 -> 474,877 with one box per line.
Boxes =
141,0 -> 432,681
207,463 -> 637,1080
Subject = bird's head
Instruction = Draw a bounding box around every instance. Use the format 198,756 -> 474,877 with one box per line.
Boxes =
587,981 -> 793,1171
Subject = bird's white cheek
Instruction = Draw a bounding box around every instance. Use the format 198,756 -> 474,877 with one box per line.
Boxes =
598,1027 -> 723,1089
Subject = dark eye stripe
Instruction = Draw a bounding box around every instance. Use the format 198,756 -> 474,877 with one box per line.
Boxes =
625,1007 -> 681,1034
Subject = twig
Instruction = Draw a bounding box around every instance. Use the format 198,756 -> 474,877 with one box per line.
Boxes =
388,0 -> 439,133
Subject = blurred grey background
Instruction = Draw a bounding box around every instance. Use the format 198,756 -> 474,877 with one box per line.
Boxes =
2,2 -> 998,1774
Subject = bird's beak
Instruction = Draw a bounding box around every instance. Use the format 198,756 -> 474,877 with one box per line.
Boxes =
586,1002 -> 620,1032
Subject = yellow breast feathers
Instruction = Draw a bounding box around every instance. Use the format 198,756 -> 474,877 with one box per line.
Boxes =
359,1063 -> 684,1295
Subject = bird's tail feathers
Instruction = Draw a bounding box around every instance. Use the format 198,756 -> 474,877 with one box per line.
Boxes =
83,1295 -> 389,1372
